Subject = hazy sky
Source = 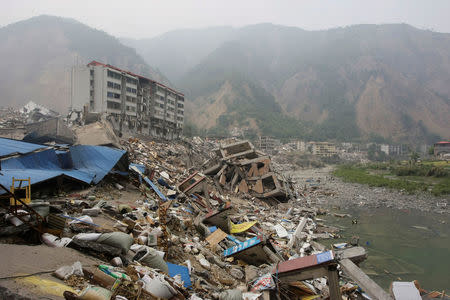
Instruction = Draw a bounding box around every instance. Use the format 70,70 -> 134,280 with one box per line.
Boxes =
2,0 -> 450,39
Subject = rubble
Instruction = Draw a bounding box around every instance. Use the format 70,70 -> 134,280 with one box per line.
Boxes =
203,140 -> 295,204
0,135 -> 446,300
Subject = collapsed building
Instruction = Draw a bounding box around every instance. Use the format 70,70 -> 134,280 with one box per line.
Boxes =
71,61 -> 185,140
204,140 -> 295,205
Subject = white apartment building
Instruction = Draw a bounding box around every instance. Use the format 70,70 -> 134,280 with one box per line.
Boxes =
71,61 -> 184,139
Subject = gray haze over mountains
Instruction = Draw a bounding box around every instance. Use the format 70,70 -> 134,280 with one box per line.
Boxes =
1,15 -> 449,143
0,15 -> 170,112
126,23 -> 450,143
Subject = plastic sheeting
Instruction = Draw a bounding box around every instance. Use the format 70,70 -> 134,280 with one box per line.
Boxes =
0,137 -> 48,158
0,141 -> 126,190
167,263 -> 192,288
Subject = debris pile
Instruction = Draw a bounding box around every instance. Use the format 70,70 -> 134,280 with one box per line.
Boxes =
203,140 -> 296,204
0,135 -> 445,300
0,102 -> 63,141
20,100 -> 59,123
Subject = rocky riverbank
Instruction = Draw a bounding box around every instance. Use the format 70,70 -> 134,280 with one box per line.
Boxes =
285,166 -> 449,215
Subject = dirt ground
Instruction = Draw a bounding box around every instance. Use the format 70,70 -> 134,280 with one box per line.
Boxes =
0,244 -> 101,299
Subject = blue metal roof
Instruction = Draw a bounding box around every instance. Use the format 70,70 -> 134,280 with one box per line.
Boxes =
0,140 -> 126,190
0,137 -> 48,158
69,145 -> 126,184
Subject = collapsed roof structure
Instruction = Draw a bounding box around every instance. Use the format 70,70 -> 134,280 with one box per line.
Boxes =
0,137 -> 127,190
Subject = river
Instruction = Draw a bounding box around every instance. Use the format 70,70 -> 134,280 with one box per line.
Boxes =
322,207 -> 450,291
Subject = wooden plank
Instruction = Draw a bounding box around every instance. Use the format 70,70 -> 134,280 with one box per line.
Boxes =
215,164 -> 228,178
253,179 -> 263,194
219,174 -> 226,185
327,265 -> 342,300
205,228 -> 228,247
246,172 -> 274,181
277,266 -> 328,282
257,159 -> 271,176
238,179 -> 248,193
230,169 -> 240,188
340,258 -> 392,300
221,149 -> 256,161
262,188 -> 284,198
213,178 -> 224,194
238,156 -> 270,166
335,246 -> 367,264
178,171 -> 198,190
204,163 -> 222,175
247,163 -> 257,177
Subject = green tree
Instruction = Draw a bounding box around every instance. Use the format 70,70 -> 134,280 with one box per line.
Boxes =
409,151 -> 420,165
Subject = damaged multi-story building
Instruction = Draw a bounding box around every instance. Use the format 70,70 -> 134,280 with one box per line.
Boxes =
71,61 -> 185,139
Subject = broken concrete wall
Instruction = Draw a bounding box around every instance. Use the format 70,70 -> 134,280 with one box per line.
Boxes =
204,140 -> 294,203
24,117 -> 76,144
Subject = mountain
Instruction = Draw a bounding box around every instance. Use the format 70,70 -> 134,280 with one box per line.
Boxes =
127,23 -> 450,143
120,26 -> 235,82
0,15 -> 170,112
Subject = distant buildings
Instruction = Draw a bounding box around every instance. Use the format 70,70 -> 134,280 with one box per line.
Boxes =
379,144 -> 406,156
309,142 -> 337,157
71,61 -> 184,139
434,141 -> 450,157
257,136 -> 280,154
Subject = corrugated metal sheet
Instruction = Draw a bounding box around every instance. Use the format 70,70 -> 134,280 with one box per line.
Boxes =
69,145 -> 126,184
0,140 -> 126,190
0,137 -> 48,158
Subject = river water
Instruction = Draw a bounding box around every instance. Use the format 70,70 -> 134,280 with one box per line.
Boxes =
322,207 -> 450,291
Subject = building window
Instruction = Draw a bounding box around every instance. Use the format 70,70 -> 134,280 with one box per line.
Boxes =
107,70 -> 121,80
126,87 -> 137,94
108,92 -> 120,99
107,101 -> 121,110
177,103 -> 184,108
177,110 -> 184,115
108,81 -> 121,89
126,77 -> 138,85
159,103 -> 164,108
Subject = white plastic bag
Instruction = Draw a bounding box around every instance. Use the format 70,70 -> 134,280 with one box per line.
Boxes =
54,261 -> 83,279
141,274 -> 176,299
42,233 -> 72,247
5,210 -> 30,226
74,233 -> 102,241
